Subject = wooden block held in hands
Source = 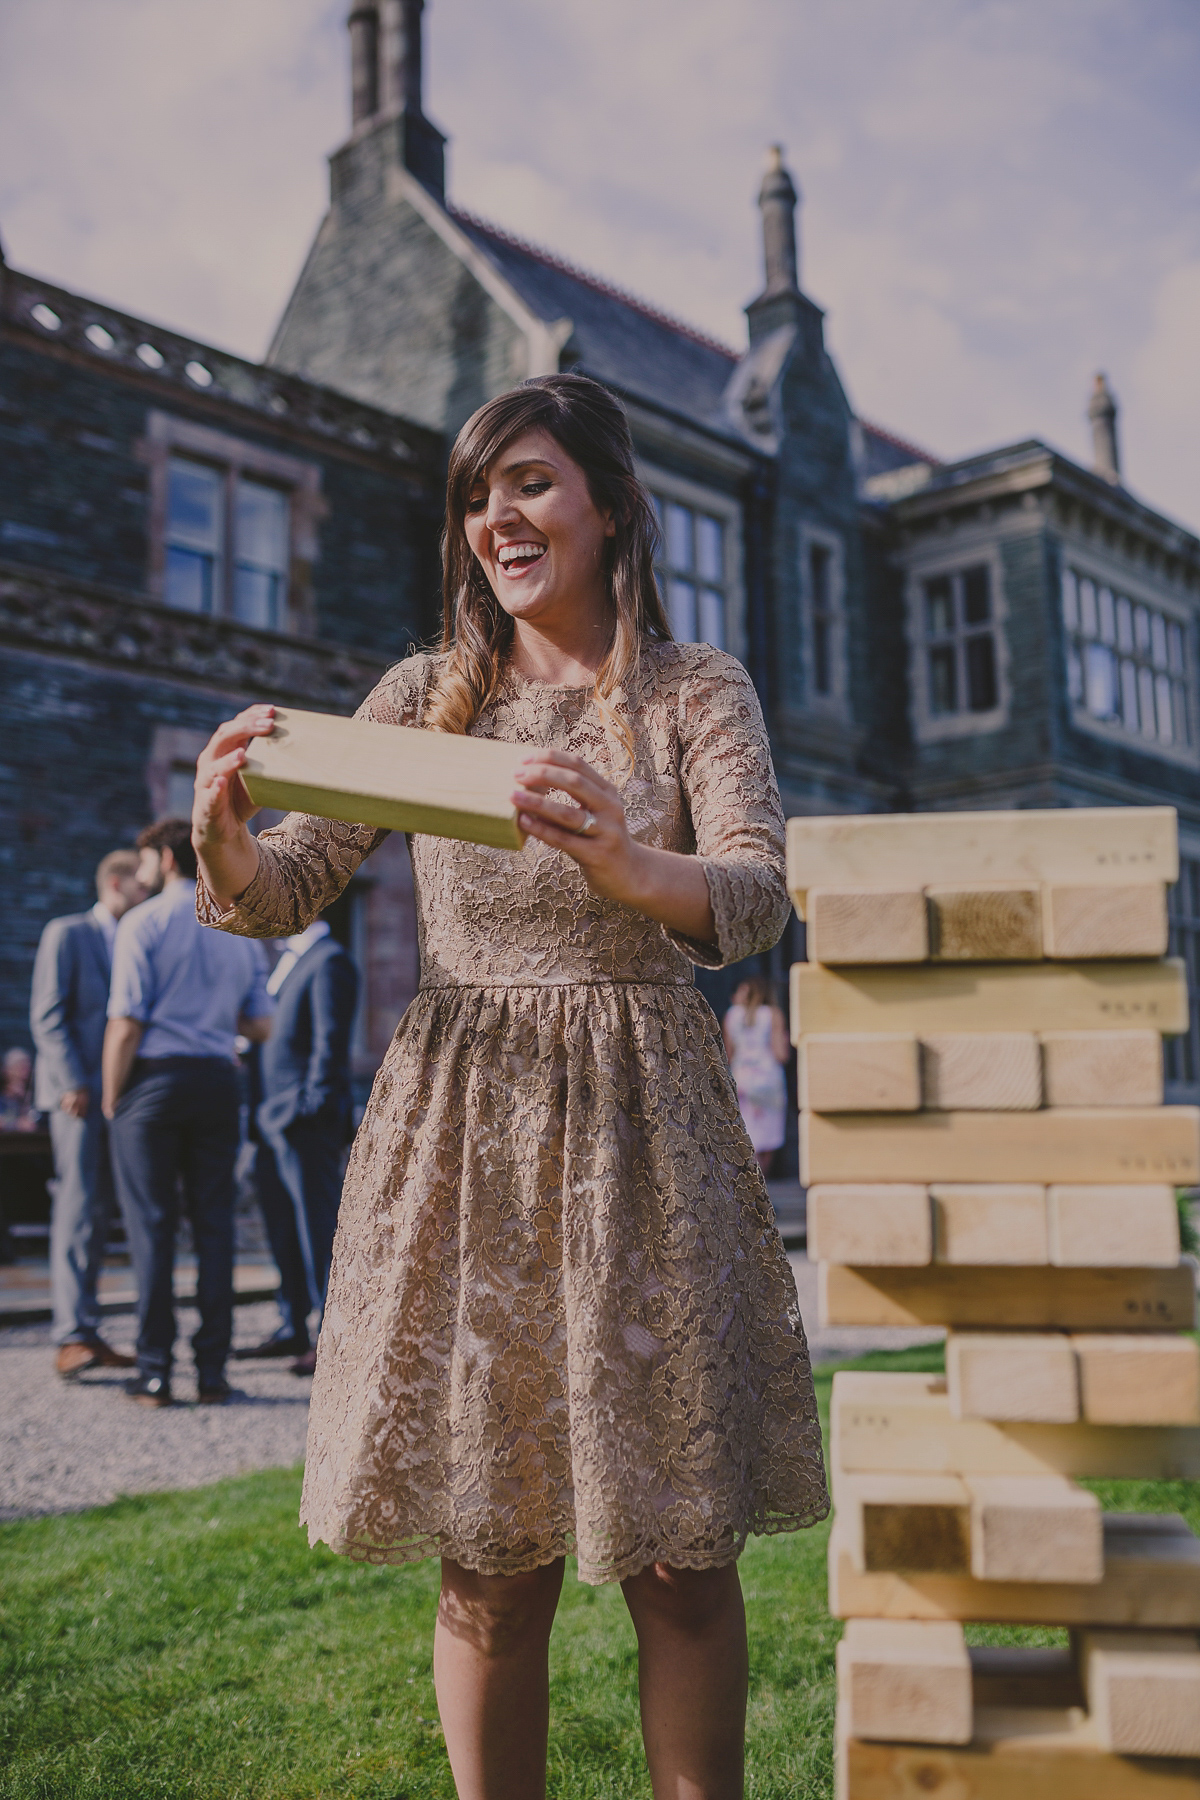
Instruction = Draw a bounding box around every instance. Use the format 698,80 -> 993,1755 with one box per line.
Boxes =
790,957 -> 1190,1041
966,1475 -> 1103,1583
1044,883 -> 1170,960
931,1184 -> 1048,1265
807,1184 -> 932,1266
801,1035 -> 921,1112
786,807 -> 1179,915
802,1106 -> 1200,1185
1042,1030 -> 1164,1107
240,706 -> 528,850
836,1618 -> 973,1745
835,1472 -> 971,1574
1078,1629 -> 1200,1757
821,1261 -> 1196,1333
1073,1334 -> 1200,1426
807,889 -> 928,964
1048,1184 -> 1180,1267
947,1332 -> 1079,1423
921,1034 -> 1042,1110
928,884 -> 1043,961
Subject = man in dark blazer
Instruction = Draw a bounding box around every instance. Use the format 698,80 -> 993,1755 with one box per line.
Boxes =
30,849 -> 145,1375
247,917 -> 358,1376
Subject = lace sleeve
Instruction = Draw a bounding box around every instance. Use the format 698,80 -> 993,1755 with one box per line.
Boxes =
665,648 -> 791,969
197,655 -> 433,941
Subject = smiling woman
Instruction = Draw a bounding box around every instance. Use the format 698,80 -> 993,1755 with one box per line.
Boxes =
190,373 -> 828,1800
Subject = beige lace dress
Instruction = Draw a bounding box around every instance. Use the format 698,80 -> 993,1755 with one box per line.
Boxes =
202,639 -> 828,1583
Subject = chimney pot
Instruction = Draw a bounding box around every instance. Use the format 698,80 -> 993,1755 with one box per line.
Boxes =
347,2 -> 380,124
758,144 -> 801,296
1088,371 -> 1121,484
380,0 -> 425,115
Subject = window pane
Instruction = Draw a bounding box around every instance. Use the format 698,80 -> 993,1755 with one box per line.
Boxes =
813,617 -> 831,695
962,565 -> 991,625
1116,595 -> 1134,653
1084,642 -> 1118,719
1174,680 -> 1191,745
1134,604 -> 1151,654
965,633 -> 998,711
1079,579 -> 1098,637
1067,644 -> 1083,703
1098,587 -> 1116,645
929,644 -> 956,714
236,479 -> 288,573
1061,568 -> 1078,628
1120,658 -> 1139,728
696,515 -> 723,584
1150,611 -> 1168,668
668,578 -> 697,642
1155,672 -> 1174,743
924,575 -> 954,637
165,545 -> 213,614
1168,620 -> 1185,673
665,503 -> 692,572
167,764 -> 196,817
697,587 -> 724,651
167,458 -> 222,550
1138,664 -> 1157,736
233,567 -> 279,631
810,543 -> 832,613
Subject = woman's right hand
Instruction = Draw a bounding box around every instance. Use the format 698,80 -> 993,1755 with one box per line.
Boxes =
192,704 -> 276,904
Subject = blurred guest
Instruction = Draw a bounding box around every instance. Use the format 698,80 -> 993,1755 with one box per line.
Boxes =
30,851 -> 144,1376
103,819 -> 273,1407
236,916 -> 358,1377
1,1047 -> 40,1133
723,976 -> 789,1177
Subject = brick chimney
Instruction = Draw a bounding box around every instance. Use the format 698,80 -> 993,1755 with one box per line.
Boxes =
343,0 -> 446,200
1088,372 -> 1121,484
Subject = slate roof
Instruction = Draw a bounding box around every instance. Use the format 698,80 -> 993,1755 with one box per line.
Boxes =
449,205 -> 940,470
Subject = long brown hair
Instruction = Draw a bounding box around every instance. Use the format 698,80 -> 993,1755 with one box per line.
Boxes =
424,374 -> 671,756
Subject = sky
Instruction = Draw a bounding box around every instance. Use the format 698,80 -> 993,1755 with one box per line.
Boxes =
1,0 -> 1198,528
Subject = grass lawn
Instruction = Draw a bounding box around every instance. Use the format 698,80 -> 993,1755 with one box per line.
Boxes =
2,1341 -> 1197,1800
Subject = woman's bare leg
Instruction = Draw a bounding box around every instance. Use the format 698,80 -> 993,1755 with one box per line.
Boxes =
621,1561 -> 748,1800
433,1556 -> 565,1800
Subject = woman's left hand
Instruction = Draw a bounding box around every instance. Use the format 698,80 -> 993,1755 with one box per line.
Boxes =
512,749 -> 638,903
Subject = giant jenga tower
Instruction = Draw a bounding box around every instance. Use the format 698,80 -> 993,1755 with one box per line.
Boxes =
787,806 -> 1200,1798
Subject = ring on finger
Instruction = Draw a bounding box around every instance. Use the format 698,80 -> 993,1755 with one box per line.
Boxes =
575,810 -> 598,837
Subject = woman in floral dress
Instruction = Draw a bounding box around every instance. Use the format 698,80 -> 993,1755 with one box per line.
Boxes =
192,374 -> 827,1800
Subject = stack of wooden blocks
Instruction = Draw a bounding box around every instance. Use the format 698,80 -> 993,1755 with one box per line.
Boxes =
786,806 -> 1200,1798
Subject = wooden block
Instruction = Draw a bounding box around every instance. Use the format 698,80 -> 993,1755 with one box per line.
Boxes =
821,1262 -> 1196,1332
834,1472 -> 972,1574
836,1619 -> 972,1745
969,1645 -> 1083,1710
1073,1335 -> 1200,1426
1044,883 -> 1170,960
790,958 -> 1190,1042
829,1511 -> 1200,1628
840,1709 -> 1200,1800
240,706 -> 528,850
1079,1630 -> 1200,1758
928,884 -> 1043,961
807,1185 -> 932,1266
830,1371 -> 1200,1479
801,1106 -> 1200,1185
931,1184 -> 1048,1265
807,890 -> 928,964
801,1036 -> 922,1112
966,1474 -> 1103,1583
1048,1184 -> 1180,1267
786,807 -> 1178,916
1042,1030 -> 1164,1107
947,1333 -> 1079,1423
921,1034 -> 1043,1110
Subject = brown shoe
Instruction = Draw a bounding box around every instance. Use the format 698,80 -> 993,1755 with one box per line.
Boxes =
56,1339 -> 135,1378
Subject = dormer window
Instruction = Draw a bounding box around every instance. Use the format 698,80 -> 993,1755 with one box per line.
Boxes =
1062,567 -> 1193,750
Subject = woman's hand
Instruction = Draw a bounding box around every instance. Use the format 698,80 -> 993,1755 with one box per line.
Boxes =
191,704 -> 276,908
512,749 -> 716,944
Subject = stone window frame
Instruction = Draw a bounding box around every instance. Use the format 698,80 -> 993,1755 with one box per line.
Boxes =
798,522 -> 849,718
142,410 -> 324,636
1058,547 -> 1198,771
636,461 -> 746,665
905,543 -> 1011,743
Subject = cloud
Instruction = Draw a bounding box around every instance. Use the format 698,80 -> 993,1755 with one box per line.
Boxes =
1,0 -> 1197,528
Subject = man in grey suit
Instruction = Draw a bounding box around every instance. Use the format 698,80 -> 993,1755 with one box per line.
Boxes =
30,849 -> 146,1376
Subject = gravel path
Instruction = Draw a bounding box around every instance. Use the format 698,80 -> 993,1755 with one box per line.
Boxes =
0,1258 -> 938,1524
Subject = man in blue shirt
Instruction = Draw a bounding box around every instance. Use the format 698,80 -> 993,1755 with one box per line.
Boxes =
103,818 -> 273,1406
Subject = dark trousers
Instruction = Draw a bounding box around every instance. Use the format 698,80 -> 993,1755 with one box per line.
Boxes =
109,1056 -> 240,1380
259,1116 -> 345,1319
252,1138 -> 312,1350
